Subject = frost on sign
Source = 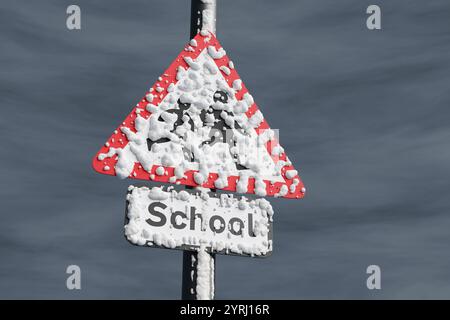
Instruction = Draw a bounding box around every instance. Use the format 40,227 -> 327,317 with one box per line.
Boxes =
92,32 -> 305,199
125,186 -> 273,257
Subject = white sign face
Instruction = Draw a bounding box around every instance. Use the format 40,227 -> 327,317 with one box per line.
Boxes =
93,33 -> 307,199
124,186 -> 273,257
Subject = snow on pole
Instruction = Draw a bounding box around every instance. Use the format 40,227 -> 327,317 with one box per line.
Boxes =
196,245 -> 215,300
182,0 -> 217,301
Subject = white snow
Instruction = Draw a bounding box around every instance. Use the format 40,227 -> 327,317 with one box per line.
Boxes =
201,2 -> 215,36
147,186 -> 169,200
183,56 -> 201,70
155,166 -> 165,176
145,93 -> 154,102
219,65 -> 231,75
189,39 -> 198,47
177,190 -> 190,201
248,110 -> 264,128
254,177 -> 267,197
207,46 -> 226,59
275,184 -> 288,197
290,178 -> 300,193
271,145 -> 284,156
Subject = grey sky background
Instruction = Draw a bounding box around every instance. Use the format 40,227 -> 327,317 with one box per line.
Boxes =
1,0 -> 450,299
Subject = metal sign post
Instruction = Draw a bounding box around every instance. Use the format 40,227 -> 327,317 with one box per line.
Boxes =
92,0 -> 305,302
181,210 -> 216,300
182,0 -> 217,301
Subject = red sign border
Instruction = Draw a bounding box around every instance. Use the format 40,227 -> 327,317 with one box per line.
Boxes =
92,33 -> 305,199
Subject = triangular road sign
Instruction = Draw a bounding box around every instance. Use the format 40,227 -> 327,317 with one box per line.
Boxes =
92,33 -> 305,199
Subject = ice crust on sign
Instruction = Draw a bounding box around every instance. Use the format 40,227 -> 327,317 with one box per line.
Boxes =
124,186 -> 274,257
99,48 -> 285,196
94,33 -> 305,199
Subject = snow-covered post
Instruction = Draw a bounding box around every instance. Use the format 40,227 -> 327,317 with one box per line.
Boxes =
182,245 -> 215,300
181,0 -> 217,301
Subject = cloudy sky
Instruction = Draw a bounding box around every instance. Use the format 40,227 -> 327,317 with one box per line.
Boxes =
1,0 -> 450,299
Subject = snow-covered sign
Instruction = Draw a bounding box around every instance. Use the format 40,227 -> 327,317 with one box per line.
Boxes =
124,186 -> 273,257
92,32 -> 305,199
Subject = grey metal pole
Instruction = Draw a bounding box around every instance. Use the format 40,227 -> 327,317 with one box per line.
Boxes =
190,0 -> 217,39
181,0 -> 217,301
181,250 -> 198,300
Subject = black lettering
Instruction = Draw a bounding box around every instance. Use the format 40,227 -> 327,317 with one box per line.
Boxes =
146,202 -> 167,227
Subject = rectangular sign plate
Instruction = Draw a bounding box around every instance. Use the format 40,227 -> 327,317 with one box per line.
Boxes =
124,186 -> 273,257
